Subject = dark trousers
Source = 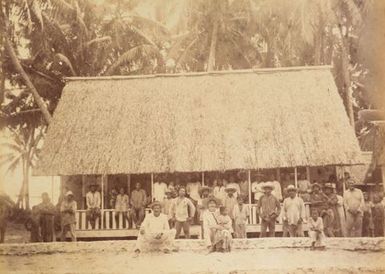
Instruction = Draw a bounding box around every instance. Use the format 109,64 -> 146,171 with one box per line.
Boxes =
132,207 -> 145,227
0,225 -> 6,243
373,218 -> 384,237
86,208 -> 101,229
260,219 -> 276,237
40,215 -> 55,242
175,221 -> 190,239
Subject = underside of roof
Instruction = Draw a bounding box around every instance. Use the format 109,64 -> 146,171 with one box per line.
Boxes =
34,66 -> 363,175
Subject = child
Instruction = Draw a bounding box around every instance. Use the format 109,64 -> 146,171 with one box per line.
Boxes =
215,206 -> 233,252
372,194 -> 384,237
232,195 -> 249,238
308,209 -> 325,249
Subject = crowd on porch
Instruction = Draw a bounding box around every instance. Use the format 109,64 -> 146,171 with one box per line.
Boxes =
1,168 -> 381,247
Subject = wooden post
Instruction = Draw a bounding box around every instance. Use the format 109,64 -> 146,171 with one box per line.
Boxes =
51,176 -> 54,202
294,167 -> 298,189
101,175 -> 105,229
306,167 -> 310,182
127,174 -> 131,194
342,166 -> 346,193
247,170 -> 252,205
202,172 -> 205,186
151,173 -> 154,202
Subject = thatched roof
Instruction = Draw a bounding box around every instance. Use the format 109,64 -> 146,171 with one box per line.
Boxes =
35,66 -> 363,176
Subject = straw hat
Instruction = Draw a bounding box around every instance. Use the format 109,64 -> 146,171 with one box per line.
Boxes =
65,191 -> 74,197
286,185 -> 297,192
312,183 -> 321,189
225,186 -> 237,192
150,201 -> 162,209
323,183 -> 335,189
261,182 -> 275,190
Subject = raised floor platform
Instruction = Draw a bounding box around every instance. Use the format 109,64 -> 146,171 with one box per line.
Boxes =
1,238 -> 383,256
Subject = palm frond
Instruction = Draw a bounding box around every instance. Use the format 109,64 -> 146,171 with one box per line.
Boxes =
0,143 -> 24,154
54,53 -> 76,76
5,156 -> 22,175
105,44 -> 160,75
85,36 -> 112,48
127,25 -> 158,48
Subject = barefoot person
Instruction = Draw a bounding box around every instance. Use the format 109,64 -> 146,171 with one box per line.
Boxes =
343,180 -> 364,237
202,198 -> 232,253
86,184 -> 101,229
257,182 -> 281,237
170,187 -> 196,239
60,191 -> 77,242
133,201 -> 176,257
309,209 -> 325,249
37,192 -> 56,242
131,183 -> 147,229
115,188 -> 130,228
282,185 -> 306,237
232,195 -> 249,238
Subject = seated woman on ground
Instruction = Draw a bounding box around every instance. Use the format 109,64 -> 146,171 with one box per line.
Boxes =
308,209 -> 326,250
202,199 -> 233,254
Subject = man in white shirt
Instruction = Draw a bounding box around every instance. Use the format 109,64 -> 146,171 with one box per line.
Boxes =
213,179 -> 226,204
153,180 -> 168,202
251,179 -> 264,204
282,185 -> 306,237
343,180 -> 365,237
86,184 -> 101,229
133,201 -> 176,257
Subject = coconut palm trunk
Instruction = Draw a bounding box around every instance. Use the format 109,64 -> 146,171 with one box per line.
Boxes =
207,17 -> 219,72
4,36 -> 52,125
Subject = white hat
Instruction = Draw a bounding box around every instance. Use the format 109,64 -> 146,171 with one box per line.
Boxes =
286,185 -> 297,192
65,190 -> 74,196
261,182 -> 275,190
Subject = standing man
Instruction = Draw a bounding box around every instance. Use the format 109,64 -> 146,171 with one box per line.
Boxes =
282,185 -> 306,237
257,182 -> 281,237
37,192 -> 56,242
297,173 -> 311,202
213,178 -> 226,205
86,184 -> 101,229
343,180 -> 364,237
238,172 -> 249,202
131,182 -> 147,229
133,201 -> 176,257
153,175 -> 168,202
115,188 -> 130,228
60,191 -> 77,242
170,187 -> 196,239
266,174 -> 282,202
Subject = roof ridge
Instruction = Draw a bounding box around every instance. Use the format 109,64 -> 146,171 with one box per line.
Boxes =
65,65 -> 332,82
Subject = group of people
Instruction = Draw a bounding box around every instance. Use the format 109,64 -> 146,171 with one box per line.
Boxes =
132,171 -> 385,255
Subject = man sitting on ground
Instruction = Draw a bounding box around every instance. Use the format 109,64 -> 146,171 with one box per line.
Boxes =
133,201 -> 176,257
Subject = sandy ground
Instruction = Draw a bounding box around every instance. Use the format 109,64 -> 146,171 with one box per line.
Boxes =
1,248 -> 384,274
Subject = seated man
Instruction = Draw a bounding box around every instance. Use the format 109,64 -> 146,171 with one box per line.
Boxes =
86,184 -> 101,229
133,201 -> 176,257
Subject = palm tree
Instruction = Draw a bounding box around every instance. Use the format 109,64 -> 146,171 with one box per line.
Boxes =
0,126 -> 45,209
166,0 -> 259,72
